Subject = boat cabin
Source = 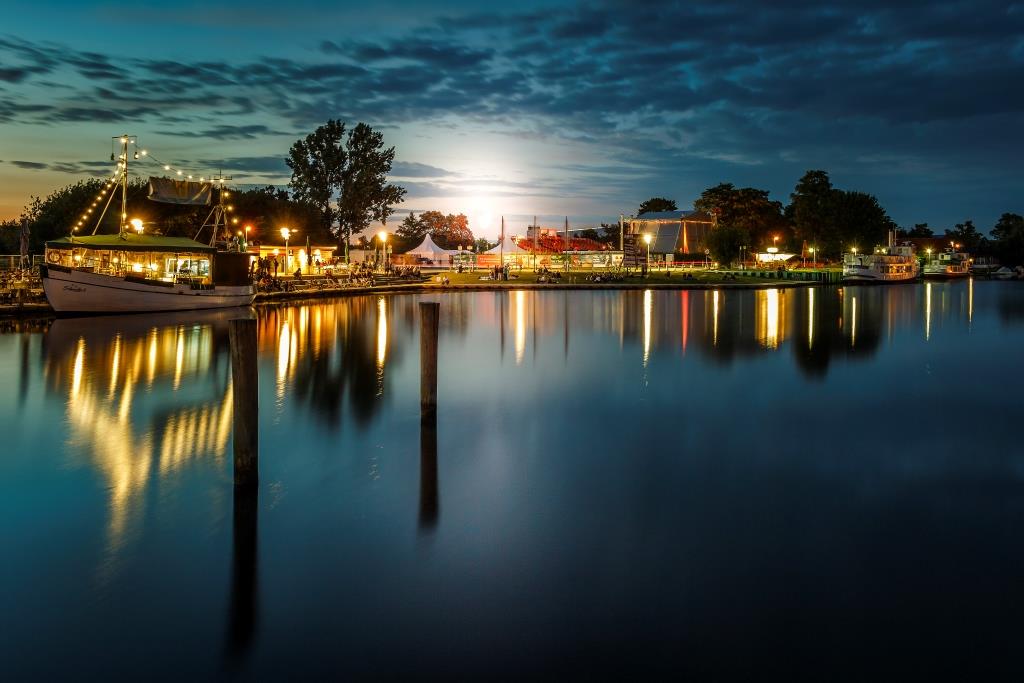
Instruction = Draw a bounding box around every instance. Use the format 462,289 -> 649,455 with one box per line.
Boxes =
45,234 -> 219,285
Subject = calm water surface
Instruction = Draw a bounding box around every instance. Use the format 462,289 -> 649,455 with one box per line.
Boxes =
3,282 -> 1024,679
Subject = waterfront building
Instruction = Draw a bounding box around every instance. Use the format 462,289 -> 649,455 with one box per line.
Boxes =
627,210 -> 715,260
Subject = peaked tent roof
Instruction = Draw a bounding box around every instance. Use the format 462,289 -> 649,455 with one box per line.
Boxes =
485,235 -> 530,254
405,233 -> 449,256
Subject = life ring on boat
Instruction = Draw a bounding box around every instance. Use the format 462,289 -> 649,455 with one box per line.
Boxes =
47,251 -> 60,264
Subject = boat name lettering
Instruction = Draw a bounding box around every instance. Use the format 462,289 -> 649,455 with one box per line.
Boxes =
63,285 -> 86,293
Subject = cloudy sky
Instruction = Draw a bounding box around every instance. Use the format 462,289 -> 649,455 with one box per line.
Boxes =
1,0 -> 1022,236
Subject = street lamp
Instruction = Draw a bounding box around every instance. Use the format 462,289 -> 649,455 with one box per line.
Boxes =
377,230 -> 388,271
130,218 -> 144,234
643,233 -> 653,273
280,227 -> 292,271
808,246 -> 816,269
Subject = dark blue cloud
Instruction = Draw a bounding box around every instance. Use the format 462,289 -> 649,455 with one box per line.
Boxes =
0,0 -> 1022,227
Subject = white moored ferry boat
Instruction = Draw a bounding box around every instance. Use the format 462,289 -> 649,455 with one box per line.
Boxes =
42,234 -> 252,313
842,233 -> 919,283
923,249 -> 971,279
40,134 -> 254,314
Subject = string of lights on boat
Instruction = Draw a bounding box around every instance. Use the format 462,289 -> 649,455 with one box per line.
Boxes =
71,136 -> 233,236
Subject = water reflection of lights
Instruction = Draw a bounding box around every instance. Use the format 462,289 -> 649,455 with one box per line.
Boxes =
925,281 -> 932,341
377,297 -> 388,367
50,322 -> 232,575
277,320 -> 291,403
807,288 -> 815,349
680,291 -> 689,353
514,290 -> 526,365
71,337 -> 85,399
642,289 -> 652,366
712,290 -> 720,347
377,297 -> 388,395
756,288 -> 781,350
968,277 -> 974,326
851,296 -> 858,348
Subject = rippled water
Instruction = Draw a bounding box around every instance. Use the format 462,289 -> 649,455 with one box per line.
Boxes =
3,281 -> 1024,679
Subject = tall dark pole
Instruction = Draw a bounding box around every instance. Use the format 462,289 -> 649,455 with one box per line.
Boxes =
229,318 -> 258,487
420,302 -> 439,417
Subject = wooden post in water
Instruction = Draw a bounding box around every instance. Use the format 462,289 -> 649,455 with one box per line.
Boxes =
420,302 -> 439,417
229,318 -> 258,487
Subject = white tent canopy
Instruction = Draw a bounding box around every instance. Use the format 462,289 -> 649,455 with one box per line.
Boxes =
485,235 -> 530,255
404,234 -> 452,265
406,233 -> 449,257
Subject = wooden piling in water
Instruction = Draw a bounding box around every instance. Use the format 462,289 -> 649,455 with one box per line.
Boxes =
229,318 -> 258,487
420,302 -> 439,417
419,413 -> 439,531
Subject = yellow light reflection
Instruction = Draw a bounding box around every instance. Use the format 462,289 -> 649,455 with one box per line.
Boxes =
642,289 -> 652,366
755,288 -> 780,349
807,288 -> 815,350
377,297 -> 388,367
851,295 -> 858,348
71,337 -> 85,399
968,277 -> 973,326
925,281 -> 932,341
514,290 -> 526,365
712,290 -> 720,347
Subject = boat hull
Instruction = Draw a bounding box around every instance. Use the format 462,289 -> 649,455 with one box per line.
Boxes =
41,265 -> 253,313
922,267 -> 970,279
841,272 -> 918,283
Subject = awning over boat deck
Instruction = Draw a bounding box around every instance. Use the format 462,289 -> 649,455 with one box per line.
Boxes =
46,234 -> 217,253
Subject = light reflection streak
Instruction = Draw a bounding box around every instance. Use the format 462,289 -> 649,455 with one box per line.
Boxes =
642,289 -> 652,366
925,281 -> 932,341
277,320 -> 291,403
851,296 -> 858,348
712,290 -> 720,347
514,291 -> 526,365
755,288 -> 780,350
808,288 -> 815,349
968,277 -> 974,326
376,297 -> 388,395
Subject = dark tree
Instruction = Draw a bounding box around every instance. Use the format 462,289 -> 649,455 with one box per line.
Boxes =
394,212 -> 425,252
831,191 -> 896,255
907,223 -> 934,237
287,120 -> 406,260
945,219 -> 989,255
638,197 -> 677,215
286,119 -> 347,236
788,170 -> 833,250
991,213 -> 1024,265
694,183 -> 788,252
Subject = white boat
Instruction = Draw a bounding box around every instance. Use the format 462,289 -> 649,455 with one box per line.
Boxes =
923,249 -> 971,278
842,233 -> 919,283
42,235 -> 252,313
40,134 -> 254,314
993,266 -> 1023,280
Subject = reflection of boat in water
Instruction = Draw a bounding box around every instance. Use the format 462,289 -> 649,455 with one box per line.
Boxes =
923,249 -> 970,279
843,233 -> 919,283
40,135 -> 253,314
43,308 -> 239,570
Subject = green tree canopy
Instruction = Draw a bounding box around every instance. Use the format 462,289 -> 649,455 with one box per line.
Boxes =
638,197 -> 677,215
907,223 -> 934,237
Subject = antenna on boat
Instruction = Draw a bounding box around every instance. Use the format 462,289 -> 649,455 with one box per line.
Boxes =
196,172 -> 234,246
89,135 -> 135,238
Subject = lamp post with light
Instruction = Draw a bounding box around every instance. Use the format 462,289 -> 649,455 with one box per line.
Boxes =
377,231 -> 389,272
643,233 -> 653,275
280,227 -> 293,272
